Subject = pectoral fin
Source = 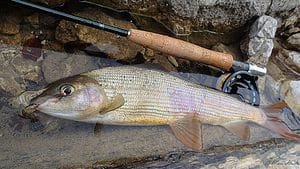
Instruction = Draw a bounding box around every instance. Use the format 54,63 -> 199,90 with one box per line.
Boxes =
169,115 -> 203,151
100,94 -> 125,114
222,121 -> 250,141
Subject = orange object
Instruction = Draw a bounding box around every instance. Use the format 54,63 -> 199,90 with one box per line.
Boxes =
128,29 -> 234,71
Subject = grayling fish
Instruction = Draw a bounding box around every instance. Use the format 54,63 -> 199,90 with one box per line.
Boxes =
25,66 -> 300,150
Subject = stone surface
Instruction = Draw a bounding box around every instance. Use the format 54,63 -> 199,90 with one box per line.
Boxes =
167,0 -> 200,18
55,8 -> 144,62
0,43 -> 42,96
281,81 -> 300,116
282,50 -> 300,73
272,42 -> 300,77
212,43 -> 243,61
269,0 -> 300,13
287,33 -> 300,50
95,0 -> 300,34
264,75 -> 282,101
241,15 -> 277,66
79,141 -> 299,168
24,13 -> 40,29
0,12 -> 22,35
41,50 -> 100,83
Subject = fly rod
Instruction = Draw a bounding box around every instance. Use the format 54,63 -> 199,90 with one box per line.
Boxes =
9,0 -> 266,75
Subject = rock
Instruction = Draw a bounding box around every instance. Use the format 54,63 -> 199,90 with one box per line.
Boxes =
280,81 -> 300,116
272,43 -> 300,76
98,0 -> 272,33
276,7 -> 300,38
241,15 -> 277,66
287,27 -> 300,35
24,13 -> 40,29
55,8 -> 144,61
0,12 -> 22,35
264,75 -> 281,101
0,33 -> 22,45
32,0 -> 67,6
269,0 -> 300,13
0,43 -> 42,96
87,141 -> 298,168
282,50 -> 300,73
212,43 -> 242,61
287,33 -> 300,50
41,50 -> 101,83
167,0 -> 200,18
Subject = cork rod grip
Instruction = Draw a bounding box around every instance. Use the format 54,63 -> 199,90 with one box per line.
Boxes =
128,29 -> 233,70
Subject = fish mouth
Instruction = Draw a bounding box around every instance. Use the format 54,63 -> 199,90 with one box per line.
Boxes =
21,103 -> 39,121
21,95 -> 60,120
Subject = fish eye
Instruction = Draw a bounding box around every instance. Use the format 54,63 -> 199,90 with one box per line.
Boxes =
60,84 -> 74,96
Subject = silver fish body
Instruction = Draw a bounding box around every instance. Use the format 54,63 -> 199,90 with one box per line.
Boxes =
82,66 -> 264,125
28,66 -> 300,150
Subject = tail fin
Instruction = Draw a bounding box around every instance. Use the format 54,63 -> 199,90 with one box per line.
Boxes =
262,102 -> 300,141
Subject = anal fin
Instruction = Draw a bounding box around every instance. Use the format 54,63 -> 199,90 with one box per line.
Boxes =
222,121 -> 250,141
169,115 -> 203,151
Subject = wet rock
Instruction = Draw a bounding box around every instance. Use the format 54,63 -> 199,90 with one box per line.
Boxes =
0,44 -> 42,96
41,50 -> 100,83
287,33 -> 300,50
241,15 -> 277,66
280,81 -> 300,116
55,8 -> 144,61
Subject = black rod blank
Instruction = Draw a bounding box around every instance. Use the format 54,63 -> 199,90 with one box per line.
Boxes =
9,0 -> 129,36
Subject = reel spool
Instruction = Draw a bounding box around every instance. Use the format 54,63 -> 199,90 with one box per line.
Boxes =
216,71 -> 260,106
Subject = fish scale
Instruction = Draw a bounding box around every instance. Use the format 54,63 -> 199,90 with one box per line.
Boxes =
83,66 -> 263,125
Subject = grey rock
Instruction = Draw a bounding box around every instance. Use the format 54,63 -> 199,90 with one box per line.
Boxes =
284,50 -> 300,73
0,43 -> 42,96
287,33 -> 300,50
264,75 -> 281,101
55,8 -> 144,61
241,15 -> 277,66
269,0 -> 300,13
167,0 -> 200,18
280,80 -> 300,116
41,51 -> 100,83
249,16 -> 277,39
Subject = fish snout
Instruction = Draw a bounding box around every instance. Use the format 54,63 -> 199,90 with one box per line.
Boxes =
21,103 -> 39,121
